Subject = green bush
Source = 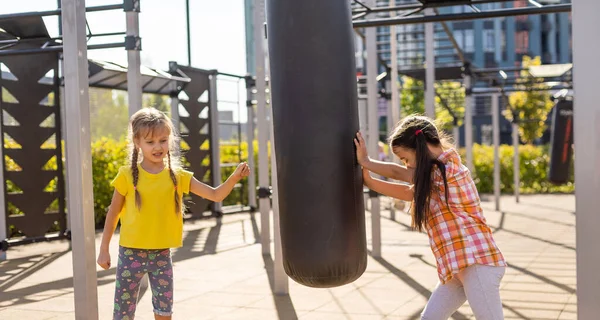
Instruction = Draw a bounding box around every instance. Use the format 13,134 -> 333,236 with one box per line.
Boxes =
91,138 -> 129,228
7,136 -> 573,231
460,144 -> 574,195
89,138 -> 268,226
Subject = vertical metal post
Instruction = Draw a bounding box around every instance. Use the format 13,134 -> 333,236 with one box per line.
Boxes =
453,124 -> 460,148
572,2 -> 600,317
0,71 -> 5,261
170,82 -> 180,130
512,122 -> 520,203
464,75 -> 474,173
254,0 -> 271,255
186,0 -> 192,66
424,8 -> 436,119
268,95 -> 288,295
209,73 -> 222,214
125,1 -> 142,117
245,77 -> 257,210
365,0 -> 381,258
389,6 -> 400,221
492,94 -> 500,212
385,78 -> 395,221
60,0 -> 99,318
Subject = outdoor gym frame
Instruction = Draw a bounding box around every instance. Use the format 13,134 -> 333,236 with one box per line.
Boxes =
2,0 -> 598,319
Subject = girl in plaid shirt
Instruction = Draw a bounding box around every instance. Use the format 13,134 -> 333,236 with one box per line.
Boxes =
355,115 -> 506,320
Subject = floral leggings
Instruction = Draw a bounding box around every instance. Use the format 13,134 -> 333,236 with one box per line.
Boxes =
113,246 -> 174,320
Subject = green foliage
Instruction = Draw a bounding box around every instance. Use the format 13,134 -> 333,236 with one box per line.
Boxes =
90,88 -> 129,142
503,56 -> 555,144
91,138 -> 129,227
399,77 -> 465,131
460,144 -> 574,194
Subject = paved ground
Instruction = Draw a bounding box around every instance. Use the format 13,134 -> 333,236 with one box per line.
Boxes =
0,194 -> 576,319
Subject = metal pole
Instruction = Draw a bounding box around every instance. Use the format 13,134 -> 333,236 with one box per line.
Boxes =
170,83 -> 180,130
186,0 -> 192,66
209,73 -> 222,214
268,93 -> 288,295
60,0 -> 99,318
424,8 -> 436,119
573,1 -> 600,320
352,4 -> 572,28
254,0 -> 271,255
512,122 -> 520,203
453,125 -> 460,148
125,1 -> 142,117
389,4 -> 401,221
366,0 -> 381,258
573,1 -> 600,318
464,75 -> 474,173
0,71 -> 5,261
385,78 -> 395,221
492,94 -> 500,212
245,77 -> 257,210
389,8 -> 400,128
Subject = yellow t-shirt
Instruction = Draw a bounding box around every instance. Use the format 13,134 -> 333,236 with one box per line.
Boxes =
110,165 -> 194,249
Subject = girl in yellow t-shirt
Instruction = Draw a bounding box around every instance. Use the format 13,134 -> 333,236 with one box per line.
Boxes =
96,108 -> 249,320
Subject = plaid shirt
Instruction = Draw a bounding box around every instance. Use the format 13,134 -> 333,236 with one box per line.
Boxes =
426,148 -> 506,284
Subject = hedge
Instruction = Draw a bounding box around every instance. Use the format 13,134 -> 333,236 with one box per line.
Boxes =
4,138 -> 572,230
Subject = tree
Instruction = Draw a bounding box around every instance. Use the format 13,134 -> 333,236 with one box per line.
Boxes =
503,56 -> 554,144
89,88 -> 129,141
399,76 -> 465,132
143,93 -> 170,113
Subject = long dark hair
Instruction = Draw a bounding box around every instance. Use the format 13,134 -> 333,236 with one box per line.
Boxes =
388,116 -> 451,232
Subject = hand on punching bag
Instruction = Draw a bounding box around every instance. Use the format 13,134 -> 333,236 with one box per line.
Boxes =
265,0 -> 367,287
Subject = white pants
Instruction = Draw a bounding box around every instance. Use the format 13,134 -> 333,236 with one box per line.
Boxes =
421,264 -> 506,320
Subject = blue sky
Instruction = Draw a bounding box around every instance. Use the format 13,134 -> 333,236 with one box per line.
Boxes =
3,0 -> 249,121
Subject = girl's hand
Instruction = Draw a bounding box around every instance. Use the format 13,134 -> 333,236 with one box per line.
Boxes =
354,132 -> 370,166
97,249 -> 111,270
233,162 -> 250,180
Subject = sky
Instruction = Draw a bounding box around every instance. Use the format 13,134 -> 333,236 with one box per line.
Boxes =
3,0 -> 249,122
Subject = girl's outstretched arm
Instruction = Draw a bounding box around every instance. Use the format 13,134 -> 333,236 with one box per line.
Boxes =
97,189 -> 125,270
362,168 -> 413,201
190,162 -> 250,202
354,132 -> 414,183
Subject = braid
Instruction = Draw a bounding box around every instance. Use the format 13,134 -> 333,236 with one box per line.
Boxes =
167,151 -> 180,215
132,147 -> 141,210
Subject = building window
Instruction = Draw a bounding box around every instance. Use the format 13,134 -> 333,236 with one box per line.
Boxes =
483,30 -> 495,53
453,30 -> 474,53
464,30 -> 474,53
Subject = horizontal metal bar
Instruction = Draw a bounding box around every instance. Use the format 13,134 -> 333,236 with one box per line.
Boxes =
89,31 -> 127,38
351,0 -> 512,15
379,45 -> 457,53
218,100 -> 241,105
219,121 -> 242,126
0,42 -> 125,57
218,71 -> 246,79
85,3 -> 124,12
87,42 -> 126,50
472,86 -> 572,94
0,4 -> 124,21
0,32 -> 126,46
475,66 -> 526,74
353,4 -> 571,28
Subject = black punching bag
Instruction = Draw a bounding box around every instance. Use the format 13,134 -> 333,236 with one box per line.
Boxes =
548,99 -> 574,185
266,0 -> 367,287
